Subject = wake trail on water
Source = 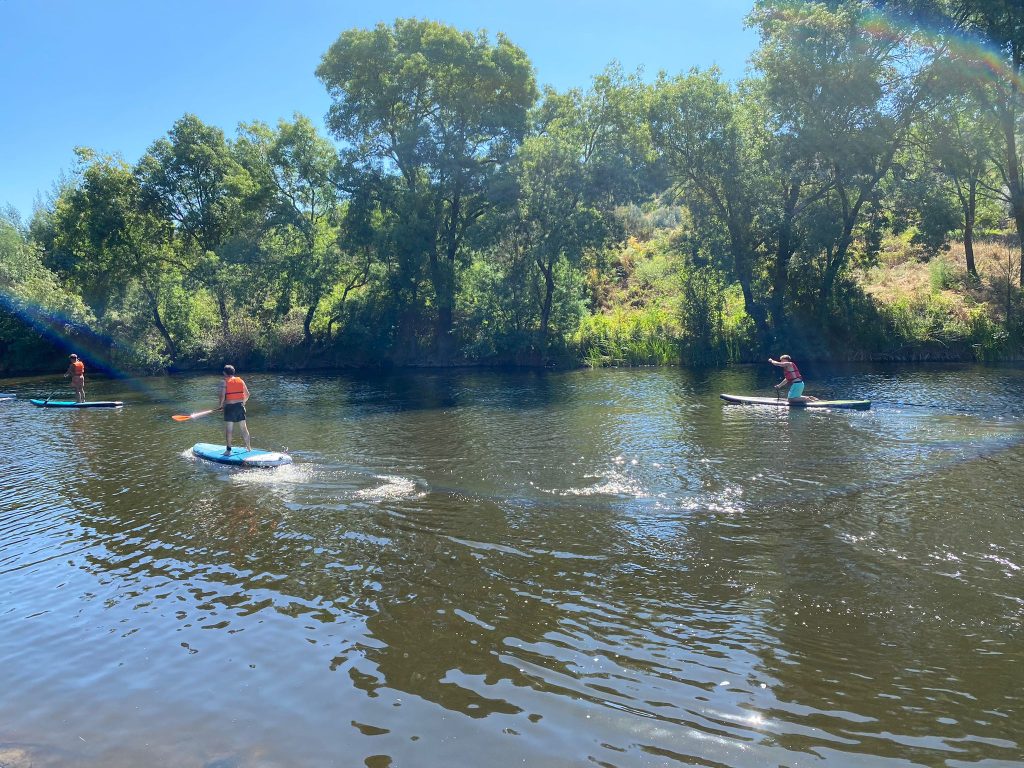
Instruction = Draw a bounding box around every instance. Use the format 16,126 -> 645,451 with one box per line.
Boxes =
871,399 -> 1022,416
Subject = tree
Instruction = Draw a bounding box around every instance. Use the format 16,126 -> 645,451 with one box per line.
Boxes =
508,135 -> 607,357
502,68 -> 649,360
1,208 -> 93,370
136,114 -> 252,334
41,149 -> 185,359
914,88 -> 999,275
876,0 -> 1024,282
237,115 -> 346,345
536,65 -> 660,208
751,0 -> 937,321
317,18 -> 537,360
650,67 -> 773,343
948,1 -> 1024,283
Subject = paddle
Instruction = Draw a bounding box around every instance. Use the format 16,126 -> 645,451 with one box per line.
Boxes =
172,407 -> 222,422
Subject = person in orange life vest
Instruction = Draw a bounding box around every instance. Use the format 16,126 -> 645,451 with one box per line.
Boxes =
769,354 -> 818,402
218,364 -> 251,455
64,353 -> 86,403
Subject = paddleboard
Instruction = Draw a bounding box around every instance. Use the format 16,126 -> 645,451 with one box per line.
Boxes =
30,399 -> 124,408
191,442 -> 293,468
0,393 -> 15,400
720,394 -> 870,410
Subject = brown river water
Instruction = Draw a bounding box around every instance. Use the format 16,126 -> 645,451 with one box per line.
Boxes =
0,365 -> 1022,767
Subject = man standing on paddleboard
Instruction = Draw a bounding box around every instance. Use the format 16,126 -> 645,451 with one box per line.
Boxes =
64,353 -> 86,403
218,365 -> 252,455
769,354 -> 817,402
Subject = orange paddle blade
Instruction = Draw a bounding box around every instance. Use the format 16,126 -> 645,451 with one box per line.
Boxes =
171,408 -> 214,421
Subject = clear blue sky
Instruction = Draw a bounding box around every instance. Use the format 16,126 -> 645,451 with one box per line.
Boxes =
0,0 -> 758,220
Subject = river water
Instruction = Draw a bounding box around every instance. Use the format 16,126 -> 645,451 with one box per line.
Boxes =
0,364 -> 1021,767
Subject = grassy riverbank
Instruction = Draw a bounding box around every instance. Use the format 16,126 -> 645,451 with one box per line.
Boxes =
573,232 -> 1023,367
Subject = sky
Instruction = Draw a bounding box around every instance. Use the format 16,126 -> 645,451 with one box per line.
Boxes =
0,0 -> 759,220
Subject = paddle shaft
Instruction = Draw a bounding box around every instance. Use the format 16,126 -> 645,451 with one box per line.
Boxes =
172,407 -> 223,422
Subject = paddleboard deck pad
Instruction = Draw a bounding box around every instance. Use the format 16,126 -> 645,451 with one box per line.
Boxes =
30,399 -> 123,408
720,394 -> 870,410
192,443 -> 293,468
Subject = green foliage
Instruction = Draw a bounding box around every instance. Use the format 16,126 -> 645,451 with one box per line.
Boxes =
677,265 -> 730,365
928,256 -> 957,292
4,11 -> 1023,375
0,211 -> 96,372
317,18 -> 538,359
572,307 -> 680,367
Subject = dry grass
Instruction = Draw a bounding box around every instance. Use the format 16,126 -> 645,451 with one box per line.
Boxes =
861,238 -> 1021,323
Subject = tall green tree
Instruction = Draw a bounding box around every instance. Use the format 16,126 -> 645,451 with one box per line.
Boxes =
877,0 -> 1024,281
915,89 -> 999,275
650,67 -> 773,343
751,0 -> 937,320
136,114 -> 252,334
1,208 -> 93,370
502,68 -> 649,359
316,18 -> 537,359
948,0 -> 1024,283
237,115 -> 346,345
41,149 -> 185,359
507,134 -> 607,357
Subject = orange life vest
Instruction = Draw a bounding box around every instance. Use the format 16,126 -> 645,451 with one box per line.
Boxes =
782,361 -> 802,383
224,376 -> 246,403
71,361 -> 85,376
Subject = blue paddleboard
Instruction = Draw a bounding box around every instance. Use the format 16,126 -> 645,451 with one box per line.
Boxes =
30,399 -> 124,408
191,443 -> 293,468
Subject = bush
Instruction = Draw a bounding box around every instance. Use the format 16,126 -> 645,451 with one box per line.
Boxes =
572,307 -> 680,367
928,256 -> 957,292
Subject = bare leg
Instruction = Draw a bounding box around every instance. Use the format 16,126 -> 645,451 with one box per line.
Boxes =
237,420 -> 251,451
224,422 -> 234,454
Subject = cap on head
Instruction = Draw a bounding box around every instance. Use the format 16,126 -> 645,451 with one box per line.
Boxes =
69,353 -> 78,360
780,354 -> 792,361
223,364 -> 235,376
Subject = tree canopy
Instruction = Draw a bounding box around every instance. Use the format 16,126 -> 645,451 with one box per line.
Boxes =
2,6 -> 1022,374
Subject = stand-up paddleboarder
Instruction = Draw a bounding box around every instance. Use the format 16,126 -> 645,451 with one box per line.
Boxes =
218,365 -> 252,455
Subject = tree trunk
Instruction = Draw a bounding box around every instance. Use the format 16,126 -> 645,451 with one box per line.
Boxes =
430,249 -> 456,361
216,289 -> 230,336
302,298 -> 319,347
999,97 -> 1024,284
538,258 -> 555,358
727,224 -> 770,348
964,180 -> 977,278
769,181 -> 800,340
143,286 -> 177,359
737,273 -> 770,348
435,304 -> 454,360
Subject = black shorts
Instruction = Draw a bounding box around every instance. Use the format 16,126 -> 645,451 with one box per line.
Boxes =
223,402 -> 246,422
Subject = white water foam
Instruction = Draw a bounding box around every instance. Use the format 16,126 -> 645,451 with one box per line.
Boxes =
551,469 -> 650,499
355,474 -> 425,501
